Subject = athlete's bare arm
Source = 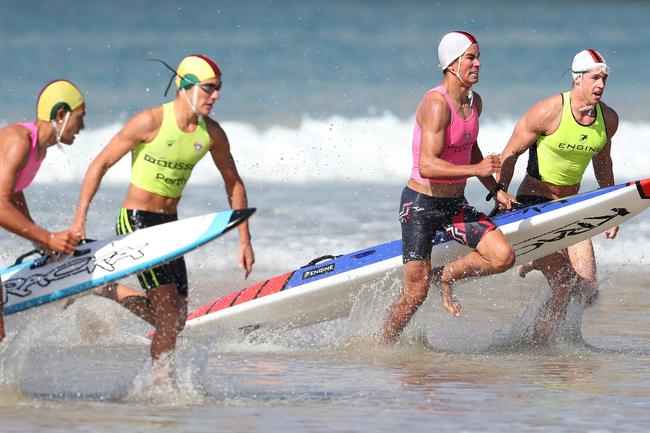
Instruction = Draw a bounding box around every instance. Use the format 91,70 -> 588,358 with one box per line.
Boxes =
592,103 -> 620,238
0,126 -> 77,253
71,108 -> 162,236
206,118 -> 254,278
592,103 -> 619,187
498,95 -> 562,191
470,94 -> 512,203
11,190 -> 34,224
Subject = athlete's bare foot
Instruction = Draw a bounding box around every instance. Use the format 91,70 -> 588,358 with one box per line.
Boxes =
152,354 -> 175,389
431,266 -> 462,317
94,282 -> 119,300
441,290 -> 462,317
518,261 -> 534,278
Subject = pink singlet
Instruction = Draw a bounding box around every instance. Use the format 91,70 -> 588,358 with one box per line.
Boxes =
14,122 -> 43,193
410,85 -> 479,184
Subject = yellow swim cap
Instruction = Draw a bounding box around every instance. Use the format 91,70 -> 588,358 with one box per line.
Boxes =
36,80 -> 84,121
175,54 -> 222,90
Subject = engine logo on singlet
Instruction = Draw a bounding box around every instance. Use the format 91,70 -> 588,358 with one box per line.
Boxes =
3,243 -> 149,302
194,142 -> 204,152
302,263 -> 335,280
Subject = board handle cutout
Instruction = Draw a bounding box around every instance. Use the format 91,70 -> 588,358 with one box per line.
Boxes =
302,255 -> 341,268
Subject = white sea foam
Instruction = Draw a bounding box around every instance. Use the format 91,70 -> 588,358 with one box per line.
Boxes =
34,114 -> 650,186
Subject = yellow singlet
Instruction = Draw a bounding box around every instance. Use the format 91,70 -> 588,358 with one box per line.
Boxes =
526,92 -> 607,186
130,102 -> 211,198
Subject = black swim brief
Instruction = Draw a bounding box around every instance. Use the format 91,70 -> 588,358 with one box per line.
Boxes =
115,208 -> 188,297
399,186 -> 497,263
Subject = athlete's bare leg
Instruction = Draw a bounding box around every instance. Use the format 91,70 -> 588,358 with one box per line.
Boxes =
147,283 -> 188,384
526,241 -> 597,344
438,230 -> 515,316
566,239 -> 599,305
94,283 -> 157,326
530,251 -> 577,343
381,259 -> 434,343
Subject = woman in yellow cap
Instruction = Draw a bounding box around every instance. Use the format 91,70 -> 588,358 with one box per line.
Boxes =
70,54 -> 254,382
0,79 -> 85,341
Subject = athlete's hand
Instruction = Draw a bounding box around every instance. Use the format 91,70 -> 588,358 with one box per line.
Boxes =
495,190 -> 518,210
238,241 -> 255,278
475,154 -> 502,177
46,230 -> 81,255
603,225 -> 619,239
70,217 -> 87,239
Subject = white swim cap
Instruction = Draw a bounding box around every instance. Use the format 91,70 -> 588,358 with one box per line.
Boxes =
437,31 -> 478,70
571,49 -> 609,80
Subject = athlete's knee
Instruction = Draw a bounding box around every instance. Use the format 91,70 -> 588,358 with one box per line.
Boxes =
486,242 -> 515,273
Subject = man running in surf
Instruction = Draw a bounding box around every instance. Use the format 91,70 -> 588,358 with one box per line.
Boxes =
70,54 -> 254,382
0,80 -> 85,341
497,49 -> 619,344
381,31 -> 516,343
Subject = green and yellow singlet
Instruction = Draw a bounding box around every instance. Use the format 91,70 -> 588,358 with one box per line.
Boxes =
130,101 -> 211,198
526,92 -> 607,186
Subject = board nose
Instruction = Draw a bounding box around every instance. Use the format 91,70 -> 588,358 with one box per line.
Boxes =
636,178 -> 650,199
230,208 -> 256,225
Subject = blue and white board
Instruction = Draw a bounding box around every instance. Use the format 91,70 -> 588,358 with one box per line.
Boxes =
2,208 -> 255,315
181,179 -> 650,338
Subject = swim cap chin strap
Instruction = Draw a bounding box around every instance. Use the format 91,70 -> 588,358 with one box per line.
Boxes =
181,86 -> 202,119
576,76 -> 594,113
451,56 -> 474,106
52,110 -> 72,146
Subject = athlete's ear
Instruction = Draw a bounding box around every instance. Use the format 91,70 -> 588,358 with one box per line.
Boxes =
54,108 -> 68,124
573,74 -> 582,87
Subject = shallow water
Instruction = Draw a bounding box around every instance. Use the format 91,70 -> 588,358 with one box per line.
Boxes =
2,0 -> 650,428
0,185 -> 650,432
2,277 -> 650,433
1,184 -> 649,433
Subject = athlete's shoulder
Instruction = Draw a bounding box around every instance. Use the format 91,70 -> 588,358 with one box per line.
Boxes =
534,93 -> 563,113
203,116 -> 225,135
599,101 -> 619,137
203,116 -> 229,147
134,105 -> 164,129
599,100 -> 618,120
524,93 -> 562,128
0,124 -> 33,171
420,87 -> 449,107
417,88 -> 451,126
127,105 -> 164,133
116,105 -> 164,145
0,123 -> 32,149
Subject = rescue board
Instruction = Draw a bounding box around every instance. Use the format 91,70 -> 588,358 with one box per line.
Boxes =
2,208 -> 255,315
179,179 -> 650,339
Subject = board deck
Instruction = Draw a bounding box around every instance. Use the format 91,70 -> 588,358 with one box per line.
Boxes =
2,208 -> 255,315
179,179 -> 650,339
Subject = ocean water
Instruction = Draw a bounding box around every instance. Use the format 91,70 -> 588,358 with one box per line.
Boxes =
1,1 -> 650,432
